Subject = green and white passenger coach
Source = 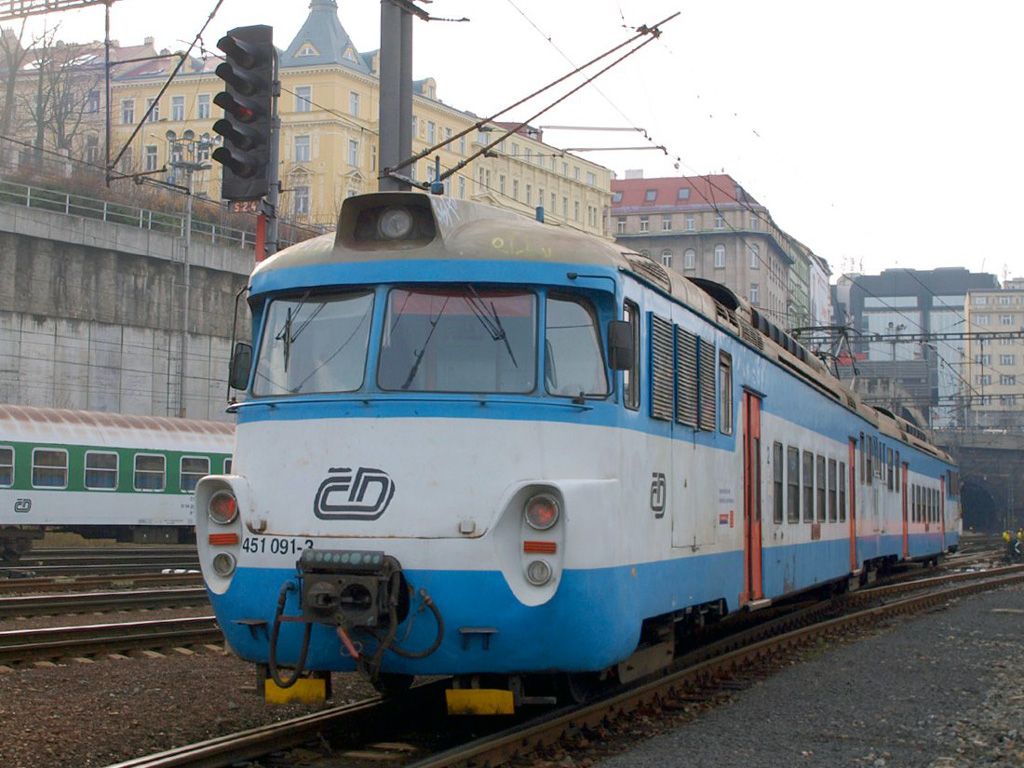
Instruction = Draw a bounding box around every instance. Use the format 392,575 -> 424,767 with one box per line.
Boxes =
0,405 -> 234,561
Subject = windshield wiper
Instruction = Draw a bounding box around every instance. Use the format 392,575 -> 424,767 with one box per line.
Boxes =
465,287 -> 518,368
274,290 -> 311,372
401,296 -> 450,390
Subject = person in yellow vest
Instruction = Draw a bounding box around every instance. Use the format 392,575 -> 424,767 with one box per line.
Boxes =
1003,529 -> 1014,561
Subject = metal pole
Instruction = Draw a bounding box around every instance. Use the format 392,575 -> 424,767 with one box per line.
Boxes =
264,48 -> 280,256
179,163 -> 192,418
379,0 -> 402,191
104,0 -> 111,178
398,7 -> 412,178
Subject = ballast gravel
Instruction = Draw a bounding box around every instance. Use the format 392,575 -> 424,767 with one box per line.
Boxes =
594,583 -> 1024,768
0,646 -> 376,768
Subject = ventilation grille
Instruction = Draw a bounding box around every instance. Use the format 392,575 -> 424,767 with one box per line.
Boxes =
739,319 -> 764,350
698,337 -> 717,431
650,314 -> 674,421
628,256 -> 672,292
675,328 -> 698,427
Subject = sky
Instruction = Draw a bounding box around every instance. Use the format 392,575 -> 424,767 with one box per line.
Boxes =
10,0 -> 1024,282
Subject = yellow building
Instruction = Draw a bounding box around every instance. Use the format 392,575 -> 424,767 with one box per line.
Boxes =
100,0 -> 611,234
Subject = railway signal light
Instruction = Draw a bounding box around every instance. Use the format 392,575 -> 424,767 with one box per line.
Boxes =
212,25 -> 274,202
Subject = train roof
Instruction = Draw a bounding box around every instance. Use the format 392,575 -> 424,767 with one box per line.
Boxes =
250,192 -> 952,464
0,405 -> 234,452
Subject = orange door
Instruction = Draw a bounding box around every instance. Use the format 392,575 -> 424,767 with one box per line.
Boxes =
742,392 -> 763,604
940,476 -> 946,544
901,463 -> 909,559
848,439 -> 858,570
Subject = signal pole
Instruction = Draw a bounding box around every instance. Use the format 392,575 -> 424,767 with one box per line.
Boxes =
379,1 -> 420,191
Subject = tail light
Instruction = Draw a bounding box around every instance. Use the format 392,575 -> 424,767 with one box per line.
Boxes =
209,490 -> 238,525
524,494 -> 559,530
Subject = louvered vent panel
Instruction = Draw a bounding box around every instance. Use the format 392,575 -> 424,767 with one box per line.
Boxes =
675,328 -> 698,427
628,257 -> 672,292
739,319 -> 764,350
650,314 -> 674,421
698,337 -> 717,431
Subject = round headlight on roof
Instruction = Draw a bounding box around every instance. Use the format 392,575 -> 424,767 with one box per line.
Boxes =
378,207 -> 414,240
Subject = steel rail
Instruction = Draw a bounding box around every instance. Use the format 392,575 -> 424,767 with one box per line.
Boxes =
0,572 -> 203,595
105,681 -> 451,768
0,587 -> 209,619
108,566 -> 1024,768
409,571 -> 1024,768
0,616 -> 221,665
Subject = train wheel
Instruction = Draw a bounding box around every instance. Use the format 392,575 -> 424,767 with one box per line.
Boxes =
562,672 -> 612,704
372,673 -> 415,697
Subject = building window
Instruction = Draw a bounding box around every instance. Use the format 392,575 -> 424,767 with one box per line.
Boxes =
975,315 -> 990,325
512,179 -> 519,200
85,90 -> 99,113
574,200 -> 580,221
348,139 -> 358,165
612,191 -> 623,203
297,42 -> 318,56
1000,314 -> 1014,325
749,243 -> 760,269
978,374 -> 992,385
426,120 -> 435,144
662,215 -> 672,232
750,215 -> 760,230
83,451 -> 118,490
459,135 -> 466,155
295,135 -> 310,162
498,175 -> 506,195
750,283 -> 759,305
1000,374 -> 1016,385
714,244 -> 726,268
197,93 -> 210,119
586,171 -> 596,186
678,187 -> 690,200
349,90 -> 360,117
458,176 -> 465,198
32,448 -> 68,488
134,454 -> 165,491
617,217 -> 626,234
661,250 -> 672,268
145,97 -> 159,122
645,189 -> 657,202
573,166 -> 580,180
639,216 -> 649,233
684,249 -> 696,270
976,353 -> 991,365
171,95 -> 184,121
526,184 -> 532,206
143,145 -> 158,171
294,185 -> 310,215
295,85 -> 312,112
180,456 -> 210,493
973,296 -> 988,305
121,99 -> 134,124
999,296 -> 1012,305
714,214 -> 724,229
685,216 -> 695,231
1000,354 -> 1016,366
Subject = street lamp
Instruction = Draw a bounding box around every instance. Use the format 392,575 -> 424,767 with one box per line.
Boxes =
166,129 -> 216,418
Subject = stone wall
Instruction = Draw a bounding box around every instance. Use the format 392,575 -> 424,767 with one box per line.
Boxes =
0,202 -> 252,422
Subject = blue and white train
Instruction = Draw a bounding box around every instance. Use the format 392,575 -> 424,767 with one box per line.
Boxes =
197,192 -> 960,711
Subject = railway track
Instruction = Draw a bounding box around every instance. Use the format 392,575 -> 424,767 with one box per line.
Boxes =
0,616 -> 222,666
0,572 -> 204,595
0,550 -> 201,578
106,565 -> 1024,768
0,586 -> 210,619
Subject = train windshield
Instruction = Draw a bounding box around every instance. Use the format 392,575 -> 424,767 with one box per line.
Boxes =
379,287 -> 536,393
253,290 -> 374,396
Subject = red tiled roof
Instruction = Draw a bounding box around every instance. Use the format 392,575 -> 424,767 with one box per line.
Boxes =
611,174 -> 760,209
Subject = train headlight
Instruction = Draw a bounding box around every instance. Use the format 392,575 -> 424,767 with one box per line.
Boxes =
524,494 -> 560,530
525,559 -> 552,586
378,207 -> 414,240
208,490 -> 238,525
212,552 -> 237,577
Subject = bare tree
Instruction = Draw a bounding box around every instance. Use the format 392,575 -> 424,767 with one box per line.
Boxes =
0,19 -> 30,165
